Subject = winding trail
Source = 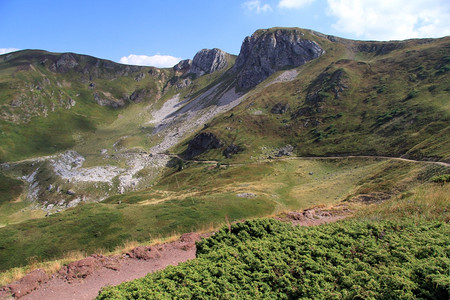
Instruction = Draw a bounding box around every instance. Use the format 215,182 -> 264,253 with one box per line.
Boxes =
163,154 -> 450,167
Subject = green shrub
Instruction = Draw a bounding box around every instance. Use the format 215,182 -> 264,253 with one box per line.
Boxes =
97,219 -> 449,299
430,174 -> 450,183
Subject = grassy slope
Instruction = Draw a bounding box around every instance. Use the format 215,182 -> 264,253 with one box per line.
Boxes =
0,32 -> 448,275
0,50 -> 237,225
178,34 -> 450,163
0,157 -> 447,271
0,50 -> 172,162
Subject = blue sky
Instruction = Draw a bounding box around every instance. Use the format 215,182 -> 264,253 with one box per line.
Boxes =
1,0 -> 449,67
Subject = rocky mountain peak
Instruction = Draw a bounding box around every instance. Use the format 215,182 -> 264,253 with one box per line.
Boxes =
173,59 -> 193,74
233,28 -> 325,89
49,53 -> 79,73
189,48 -> 228,77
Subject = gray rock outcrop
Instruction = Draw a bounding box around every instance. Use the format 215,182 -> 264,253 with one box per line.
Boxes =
50,53 -> 79,73
190,48 -> 228,77
184,132 -> 224,159
276,144 -> 294,157
94,92 -> 125,108
173,59 -> 193,73
233,29 -> 325,90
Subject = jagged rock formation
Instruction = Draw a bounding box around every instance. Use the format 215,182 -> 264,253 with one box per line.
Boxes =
173,59 -> 193,74
190,48 -> 228,76
49,53 -> 79,73
233,28 -> 325,89
184,132 -> 224,159
94,92 -> 125,108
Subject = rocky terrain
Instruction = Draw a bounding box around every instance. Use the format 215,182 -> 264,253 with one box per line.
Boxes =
233,28 -> 325,89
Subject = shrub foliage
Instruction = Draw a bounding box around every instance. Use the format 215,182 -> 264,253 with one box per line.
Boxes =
98,219 -> 449,299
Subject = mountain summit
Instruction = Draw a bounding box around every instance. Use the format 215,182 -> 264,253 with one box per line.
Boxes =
233,28 -> 325,89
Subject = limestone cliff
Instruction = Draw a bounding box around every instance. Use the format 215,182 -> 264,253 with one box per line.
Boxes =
233,28 -> 325,90
189,48 -> 229,77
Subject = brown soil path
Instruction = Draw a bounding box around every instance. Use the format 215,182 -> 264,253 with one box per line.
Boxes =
0,207 -> 350,300
0,233 -> 203,300
166,154 -> 450,167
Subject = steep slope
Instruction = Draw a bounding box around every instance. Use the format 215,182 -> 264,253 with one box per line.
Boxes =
233,28 -> 325,90
0,50 -> 167,162
0,48 -> 238,214
178,29 -> 450,164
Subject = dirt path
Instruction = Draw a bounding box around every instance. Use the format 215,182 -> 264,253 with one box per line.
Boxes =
168,154 -> 450,168
0,206 -> 351,300
0,233 -> 204,300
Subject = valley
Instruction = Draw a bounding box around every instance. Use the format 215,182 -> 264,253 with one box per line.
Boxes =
0,27 -> 448,298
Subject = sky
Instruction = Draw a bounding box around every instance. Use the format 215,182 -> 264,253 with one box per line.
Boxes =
1,0 -> 449,67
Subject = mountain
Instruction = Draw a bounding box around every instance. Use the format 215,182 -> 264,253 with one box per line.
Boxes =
0,27 -> 448,272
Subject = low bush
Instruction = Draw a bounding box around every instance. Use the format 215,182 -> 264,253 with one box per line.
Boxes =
98,219 -> 449,299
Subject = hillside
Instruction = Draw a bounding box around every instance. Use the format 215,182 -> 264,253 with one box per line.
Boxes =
0,27 -> 448,281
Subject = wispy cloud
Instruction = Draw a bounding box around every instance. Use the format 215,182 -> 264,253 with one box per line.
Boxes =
0,48 -> 20,55
119,54 -> 182,68
278,0 -> 315,9
243,0 -> 273,14
326,0 -> 450,40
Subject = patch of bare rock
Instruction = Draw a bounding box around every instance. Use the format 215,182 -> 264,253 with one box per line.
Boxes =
280,205 -> 353,226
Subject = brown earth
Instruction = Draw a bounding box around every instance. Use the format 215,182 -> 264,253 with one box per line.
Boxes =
0,233 -> 205,300
0,211 -> 348,300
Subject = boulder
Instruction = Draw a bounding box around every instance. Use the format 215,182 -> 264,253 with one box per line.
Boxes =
276,144 -> 294,157
176,232 -> 202,250
237,193 -> 256,198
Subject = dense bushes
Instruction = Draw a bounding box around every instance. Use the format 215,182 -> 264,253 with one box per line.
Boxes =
97,219 -> 449,299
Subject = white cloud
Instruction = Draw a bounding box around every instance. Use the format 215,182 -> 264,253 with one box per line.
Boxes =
243,0 -> 273,13
326,0 -> 450,40
0,48 -> 20,55
119,54 -> 182,68
278,0 -> 315,9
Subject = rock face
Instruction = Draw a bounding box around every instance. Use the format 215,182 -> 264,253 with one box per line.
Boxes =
94,92 -> 125,108
173,59 -> 193,73
50,53 -> 79,73
233,29 -> 325,89
190,48 -> 228,77
184,132 -> 224,159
